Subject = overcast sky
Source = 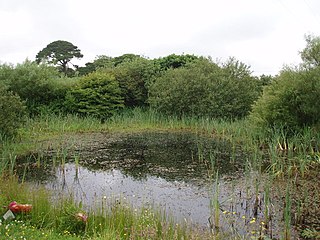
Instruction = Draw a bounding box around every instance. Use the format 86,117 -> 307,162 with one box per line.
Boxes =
1,0 -> 320,75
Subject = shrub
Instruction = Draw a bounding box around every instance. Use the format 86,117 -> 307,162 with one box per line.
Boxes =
0,84 -> 26,139
102,58 -> 160,107
148,58 -> 259,119
64,71 -> 124,120
250,66 -> 320,132
2,60 -> 63,115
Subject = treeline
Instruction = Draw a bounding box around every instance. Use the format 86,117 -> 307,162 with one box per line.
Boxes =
1,35 -> 320,139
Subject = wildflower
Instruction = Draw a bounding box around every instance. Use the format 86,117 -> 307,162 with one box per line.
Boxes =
242,216 -> 246,219
249,218 -> 256,224
223,210 -> 228,214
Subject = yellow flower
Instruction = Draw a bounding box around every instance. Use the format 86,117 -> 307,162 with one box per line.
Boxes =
242,216 -> 246,219
250,219 -> 256,224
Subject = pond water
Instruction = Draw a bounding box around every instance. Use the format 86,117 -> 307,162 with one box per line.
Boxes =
20,132 -> 293,238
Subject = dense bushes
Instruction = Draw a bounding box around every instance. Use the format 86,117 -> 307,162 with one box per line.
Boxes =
250,66 -> 320,132
250,35 -> 320,132
64,71 -> 124,120
0,84 -> 26,139
148,58 -> 260,119
0,61 -> 64,114
102,58 -> 160,107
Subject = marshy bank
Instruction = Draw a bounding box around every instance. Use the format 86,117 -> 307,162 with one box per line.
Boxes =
11,128 -> 320,239
1,111 -> 320,239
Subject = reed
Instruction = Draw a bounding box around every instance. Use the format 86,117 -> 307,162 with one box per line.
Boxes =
283,185 -> 292,240
209,171 -> 220,234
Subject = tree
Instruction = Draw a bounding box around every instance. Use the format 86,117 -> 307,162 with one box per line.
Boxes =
250,35 -> 320,132
149,58 -> 259,119
154,54 -> 199,72
104,58 -> 159,107
77,55 -> 114,76
77,54 -> 142,76
36,40 -> 83,75
113,54 -> 142,66
300,34 -> 320,68
250,66 -> 320,132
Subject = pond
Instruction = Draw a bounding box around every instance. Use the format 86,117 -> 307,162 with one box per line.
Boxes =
19,131 -> 295,238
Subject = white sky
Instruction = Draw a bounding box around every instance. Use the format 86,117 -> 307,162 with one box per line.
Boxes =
1,0 -> 320,75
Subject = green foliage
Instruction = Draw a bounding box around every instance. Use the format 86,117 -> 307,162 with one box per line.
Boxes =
250,66 -> 320,132
65,71 -> 124,120
154,53 -> 199,71
300,34 -> 320,68
2,60 -> 65,115
77,54 -> 143,76
36,40 -> 83,75
113,53 -> 142,66
0,84 -> 26,139
77,55 -> 114,76
0,63 -> 14,86
149,58 -> 259,119
258,74 -> 273,87
103,58 -> 160,107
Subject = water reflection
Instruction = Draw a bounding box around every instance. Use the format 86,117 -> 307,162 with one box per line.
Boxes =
18,132 -> 290,238
77,132 -> 245,182
48,163 -> 213,227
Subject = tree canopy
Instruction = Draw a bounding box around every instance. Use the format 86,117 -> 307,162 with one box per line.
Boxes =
300,34 -> 320,68
36,40 -> 83,75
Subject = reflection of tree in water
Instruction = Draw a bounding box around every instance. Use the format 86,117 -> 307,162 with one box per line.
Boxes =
15,154 -> 57,182
16,132 -> 247,183
79,132 -> 246,182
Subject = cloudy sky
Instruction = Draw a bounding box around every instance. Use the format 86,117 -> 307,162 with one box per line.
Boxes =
1,0 -> 320,75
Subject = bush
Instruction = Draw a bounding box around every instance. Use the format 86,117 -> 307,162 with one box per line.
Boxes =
1,60 -> 63,115
0,84 -> 26,139
64,71 -> 124,120
250,66 -> 320,132
148,58 -> 259,119
102,58 -> 160,107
